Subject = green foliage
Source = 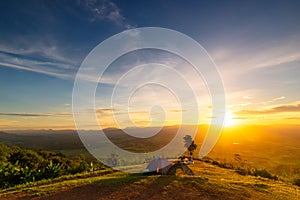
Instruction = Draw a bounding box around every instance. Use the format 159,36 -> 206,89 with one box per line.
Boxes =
69,154 -> 91,174
252,169 -> 277,180
235,167 -> 251,176
201,156 -> 278,181
212,160 -> 219,166
8,147 -> 44,169
0,142 -> 105,189
210,160 -> 234,170
0,142 -> 10,162
253,183 -> 269,189
293,178 -> 300,187
235,167 -> 278,180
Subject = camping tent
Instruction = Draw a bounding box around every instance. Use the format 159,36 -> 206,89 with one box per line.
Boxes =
146,157 -> 173,174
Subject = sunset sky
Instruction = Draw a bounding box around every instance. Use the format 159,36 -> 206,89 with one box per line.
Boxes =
1,0 -> 300,130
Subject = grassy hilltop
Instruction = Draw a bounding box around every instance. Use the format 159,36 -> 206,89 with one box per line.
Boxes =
0,160 -> 299,200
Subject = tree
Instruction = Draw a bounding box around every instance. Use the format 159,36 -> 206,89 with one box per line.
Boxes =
8,147 -> 43,169
0,142 -> 9,162
183,135 -> 197,156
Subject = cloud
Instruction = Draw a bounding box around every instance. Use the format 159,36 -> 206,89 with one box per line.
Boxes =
127,111 -> 149,114
211,35 -> 300,80
168,109 -> 186,113
272,96 -> 286,101
96,108 -> 116,114
284,117 -> 300,120
96,108 -> 151,115
79,0 -> 134,28
235,103 -> 300,115
242,96 -> 253,99
0,119 -> 19,125
0,112 -> 72,117
0,3 -> 135,82
250,53 -> 300,70
0,1 -> 135,82
268,96 -> 286,103
0,47 -> 78,79
0,61 -> 73,79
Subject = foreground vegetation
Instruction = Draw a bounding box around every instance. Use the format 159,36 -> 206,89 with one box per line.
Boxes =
0,161 -> 299,200
0,126 -> 299,199
0,142 -> 105,189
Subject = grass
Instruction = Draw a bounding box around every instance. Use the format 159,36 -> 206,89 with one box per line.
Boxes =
0,169 -> 115,197
189,162 -> 299,200
1,161 -> 299,200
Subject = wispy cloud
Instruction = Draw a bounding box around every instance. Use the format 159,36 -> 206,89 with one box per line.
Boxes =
284,117 -> 300,120
96,108 -> 150,115
0,61 -> 73,79
96,108 -> 116,114
242,96 -> 253,99
249,53 -> 300,70
268,96 -> 286,103
0,112 -> 72,117
211,35 -> 300,76
0,49 -> 76,79
235,103 -> 300,115
168,109 -> 186,113
0,1 -> 136,83
79,0 -> 135,28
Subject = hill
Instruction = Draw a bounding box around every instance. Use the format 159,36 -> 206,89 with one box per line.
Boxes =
1,124 -> 300,177
0,160 -> 299,200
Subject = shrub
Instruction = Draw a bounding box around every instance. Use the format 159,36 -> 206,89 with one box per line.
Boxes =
0,143 -> 10,162
0,143 -> 105,189
294,178 -> 300,187
236,168 -> 251,176
218,162 -> 234,169
252,169 -> 278,180
8,147 -> 44,169
212,160 -> 219,166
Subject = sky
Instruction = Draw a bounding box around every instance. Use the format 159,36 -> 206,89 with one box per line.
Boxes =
0,0 -> 300,130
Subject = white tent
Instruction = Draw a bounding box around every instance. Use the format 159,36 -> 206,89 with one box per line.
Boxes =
146,157 -> 173,174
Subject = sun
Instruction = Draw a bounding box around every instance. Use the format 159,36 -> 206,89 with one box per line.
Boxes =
224,112 -> 237,127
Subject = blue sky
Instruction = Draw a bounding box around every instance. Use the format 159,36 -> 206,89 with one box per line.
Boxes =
1,0 -> 300,129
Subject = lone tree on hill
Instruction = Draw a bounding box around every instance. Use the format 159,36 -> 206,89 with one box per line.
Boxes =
183,135 -> 197,157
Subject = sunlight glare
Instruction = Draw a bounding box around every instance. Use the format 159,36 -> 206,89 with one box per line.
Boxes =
224,112 -> 237,127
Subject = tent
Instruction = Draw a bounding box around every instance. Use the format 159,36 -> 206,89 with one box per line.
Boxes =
146,157 -> 173,174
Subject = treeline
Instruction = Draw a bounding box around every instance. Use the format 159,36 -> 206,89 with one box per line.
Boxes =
0,143 -> 105,189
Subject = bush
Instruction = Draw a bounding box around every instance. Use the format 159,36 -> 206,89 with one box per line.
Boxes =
212,160 -> 219,166
204,157 -> 279,181
236,168 -> 251,176
218,162 -> 234,169
0,143 -> 10,162
294,178 -> 300,187
0,143 -> 105,189
253,169 -> 276,180
209,159 -> 233,169
8,147 -> 44,169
